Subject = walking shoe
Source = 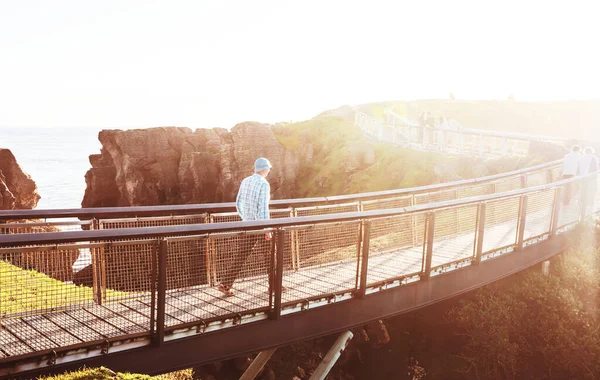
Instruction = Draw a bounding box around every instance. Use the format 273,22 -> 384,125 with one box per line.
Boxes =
217,284 -> 234,297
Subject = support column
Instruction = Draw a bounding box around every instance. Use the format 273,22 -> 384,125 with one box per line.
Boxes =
309,331 -> 354,380
239,349 -> 277,380
542,261 -> 550,276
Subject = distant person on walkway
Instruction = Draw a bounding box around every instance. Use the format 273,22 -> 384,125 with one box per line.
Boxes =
218,157 -> 272,297
562,145 -> 582,205
579,147 -> 599,215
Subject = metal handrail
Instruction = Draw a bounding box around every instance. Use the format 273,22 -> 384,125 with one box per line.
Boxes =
0,172 -> 587,248
0,159 -> 562,221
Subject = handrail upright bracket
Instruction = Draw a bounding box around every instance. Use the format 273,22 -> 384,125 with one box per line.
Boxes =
420,212 -> 435,280
357,220 -> 371,298
270,229 -> 285,320
516,195 -> 528,251
473,203 -> 486,265
155,238 -> 168,346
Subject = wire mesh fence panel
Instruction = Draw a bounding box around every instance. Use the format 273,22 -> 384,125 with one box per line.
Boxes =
282,222 -> 361,300
166,236 -> 209,289
556,182 -> 581,228
270,208 -> 293,219
457,183 -> 494,199
197,231 -> 273,316
295,203 -> 360,217
491,176 -> 523,193
366,212 -> 426,286
415,189 -> 457,205
525,170 -> 551,187
523,190 -> 554,240
550,166 -> 563,182
0,220 -> 92,234
99,214 -> 207,229
162,235 -> 238,329
210,213 -> 242,224
431,205 -> 477,270
102,240 -> 157,302
361,196 -> 412,211
0,243 -> 103,319
482,196 -> 520,253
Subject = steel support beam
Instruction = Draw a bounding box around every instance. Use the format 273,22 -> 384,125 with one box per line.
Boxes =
239,349 -> 277,380
309,331 -> 354,380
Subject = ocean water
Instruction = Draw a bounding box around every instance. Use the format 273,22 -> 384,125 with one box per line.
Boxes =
0,127 -> 102,209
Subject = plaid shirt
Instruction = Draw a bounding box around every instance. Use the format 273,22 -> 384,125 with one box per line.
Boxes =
236,174 -> 271,221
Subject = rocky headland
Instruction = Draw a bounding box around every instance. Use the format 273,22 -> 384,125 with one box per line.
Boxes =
0,148 -> 40,210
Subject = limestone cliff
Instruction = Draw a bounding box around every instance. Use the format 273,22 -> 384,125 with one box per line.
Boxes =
0,148 -> 40,210
82,123 -> 301,207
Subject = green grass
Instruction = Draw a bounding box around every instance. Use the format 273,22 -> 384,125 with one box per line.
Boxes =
38,367 -> 193,380
0,260 -> 127,315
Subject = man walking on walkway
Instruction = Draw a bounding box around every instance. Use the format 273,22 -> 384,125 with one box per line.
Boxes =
562,145 -> 582,205
218,157 -> 272,296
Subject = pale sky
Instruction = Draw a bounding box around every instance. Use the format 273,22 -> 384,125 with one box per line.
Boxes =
1,0 -> 598,129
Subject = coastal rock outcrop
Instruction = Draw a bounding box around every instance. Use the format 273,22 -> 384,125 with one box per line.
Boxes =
82,124 -> 300,207
0,148 -> 77,281
0,148 -> 40,210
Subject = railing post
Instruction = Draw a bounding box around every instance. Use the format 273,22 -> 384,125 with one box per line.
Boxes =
91,246 -> 104,305
546,168 -> 554,184
270,229 -> 285,320
516,195 -> 528,251
156,238 -> 167,346
421,212 -> 435,280
473,203 -> 486,265
357,220 -> 371,298
550,187 -> 563,236
150,240 -> 158,339
520,174 -> 527,188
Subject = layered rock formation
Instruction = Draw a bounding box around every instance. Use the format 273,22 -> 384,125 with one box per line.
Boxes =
0,148 -> 40,210
82,123 -> 301,207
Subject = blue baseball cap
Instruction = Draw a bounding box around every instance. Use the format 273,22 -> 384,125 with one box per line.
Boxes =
254,157 -> 272,172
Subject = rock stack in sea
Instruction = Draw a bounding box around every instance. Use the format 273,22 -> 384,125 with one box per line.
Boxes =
0,148 -> 78,281
0,148 -> 40,210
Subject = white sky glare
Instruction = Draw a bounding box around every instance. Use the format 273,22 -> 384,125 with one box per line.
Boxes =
1,0 -> 598,129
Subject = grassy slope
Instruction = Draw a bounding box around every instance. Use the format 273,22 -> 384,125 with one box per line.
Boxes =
360,99 -> 600,141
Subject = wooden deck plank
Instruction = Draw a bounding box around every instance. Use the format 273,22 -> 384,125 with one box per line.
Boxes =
65,309 -> 124,339
85,306 -> 146,335
134,299 -> 184,328
21,314 -> 82,347
0,325 -> 32,357
103,301 -> 151,330
44,312 -> 105,343
2,317 -> 56,353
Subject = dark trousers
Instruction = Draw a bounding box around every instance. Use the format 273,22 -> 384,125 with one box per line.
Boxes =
221,235 -> 269,289
563,174 -> 574,205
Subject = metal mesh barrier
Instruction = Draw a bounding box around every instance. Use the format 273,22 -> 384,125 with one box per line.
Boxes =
99,214 -> 207,229
482,196 -> 520,254
162,234 -> 270,330
431,205 -> 478,272
282,222 -> 361,300
415,189 -> 456,205
0,220 -> 92,234
457,183 -> 494,199
523,190 -> 554,240
525,169 -> 551,187
0,244 -> 98,318
366,212 -> 426,286
557,181 -> 581,228
361,196 -> 412,211
491,176 -> 523,193
295,203 -> 360,217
